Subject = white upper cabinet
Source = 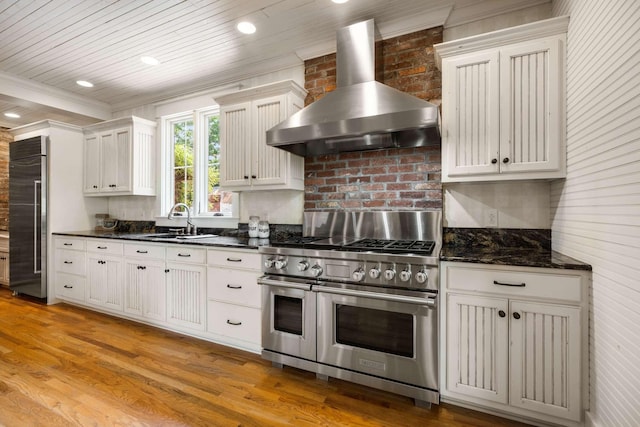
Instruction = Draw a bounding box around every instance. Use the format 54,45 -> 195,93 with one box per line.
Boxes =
436,16 -> 569,182
217,80 -> 306,191
83,116 -> 156,196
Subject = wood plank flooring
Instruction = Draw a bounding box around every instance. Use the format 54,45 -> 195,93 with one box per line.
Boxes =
0,288 -> 530,426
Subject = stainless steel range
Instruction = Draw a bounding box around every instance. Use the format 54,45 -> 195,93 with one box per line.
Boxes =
258,211 -> 441,407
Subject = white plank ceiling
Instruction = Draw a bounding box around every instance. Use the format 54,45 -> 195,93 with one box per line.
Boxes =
0,0 -> 547,128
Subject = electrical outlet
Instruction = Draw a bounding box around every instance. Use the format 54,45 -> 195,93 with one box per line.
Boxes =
485,209 -> 498,227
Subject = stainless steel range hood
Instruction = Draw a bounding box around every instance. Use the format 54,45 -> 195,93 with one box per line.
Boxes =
266,19 -> 440,157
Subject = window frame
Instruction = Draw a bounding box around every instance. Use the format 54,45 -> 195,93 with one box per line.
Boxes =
158,107 -> 238,227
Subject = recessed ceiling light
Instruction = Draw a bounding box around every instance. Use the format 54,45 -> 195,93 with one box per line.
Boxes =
332,0 -> 349,3
76,80 -> 94,88
4,112 -> 20,118
141,56 -> 160,65
237,21 -> 256,34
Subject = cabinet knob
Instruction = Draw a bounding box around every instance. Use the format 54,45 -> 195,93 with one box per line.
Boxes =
503,157 -> 510,164
498,310 -> 506,318
491,158 -> 498,164
513,312 -> 521,320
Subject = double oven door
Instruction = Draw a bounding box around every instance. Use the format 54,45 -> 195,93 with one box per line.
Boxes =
260,275 -> 317,361
316,282 -> 438,391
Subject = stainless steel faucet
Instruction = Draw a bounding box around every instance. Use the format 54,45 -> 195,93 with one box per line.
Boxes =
167,203 -> 197,235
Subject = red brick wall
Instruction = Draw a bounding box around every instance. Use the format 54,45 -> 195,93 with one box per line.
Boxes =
304,26 -> 443,211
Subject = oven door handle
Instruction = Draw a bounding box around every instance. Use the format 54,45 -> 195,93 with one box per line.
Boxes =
318,286 -> 437,307
257,277 -> 313,291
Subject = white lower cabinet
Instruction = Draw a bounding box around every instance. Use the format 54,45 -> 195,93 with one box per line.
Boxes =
206,248 -> 262,351
441,262 -> 589,426
53,237 -> 262,353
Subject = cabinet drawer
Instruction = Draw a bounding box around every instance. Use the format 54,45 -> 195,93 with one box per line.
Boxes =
207,301 -> 261,344
166,246 -> 206,264
86,239 -> 124,255
442,263 -> 583,303
55,272 -> 85,301
55,250 -> 86,275
207,267 -> 261,308
208,248 -> 261,270
55,237 -> 86,251
124,243 -> 165,260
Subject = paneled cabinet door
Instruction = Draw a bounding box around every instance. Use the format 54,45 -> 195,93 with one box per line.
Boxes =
86,254 -> 123,311
442,50 -> 501,178
166,262 -> 206,331
446,293 -> 509,404
124,259 -> 166,321
509,301 -> 581,421
219,102 -> 252,188
100,127 -> 132,192
83,134 -> 101,193
251,95 -> 289,187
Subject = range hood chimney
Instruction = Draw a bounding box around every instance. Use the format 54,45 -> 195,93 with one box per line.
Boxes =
266,19 -> 440,157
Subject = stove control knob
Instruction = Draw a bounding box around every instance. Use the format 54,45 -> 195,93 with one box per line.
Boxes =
384,268 -> 396,280
297,261 -> 310,272
400,269 -> 412,282
274,258 -> 288,270
264,258 -> 275,269
369,267 -> 381,279
415,270 -> 429,284
352,268 -> 365,282
310,264 -> 323,277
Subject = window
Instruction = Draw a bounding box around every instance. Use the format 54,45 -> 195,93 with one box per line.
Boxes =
162,107 -> 234,218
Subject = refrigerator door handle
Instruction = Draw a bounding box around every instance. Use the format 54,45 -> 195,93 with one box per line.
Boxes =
34,179 -> 41,274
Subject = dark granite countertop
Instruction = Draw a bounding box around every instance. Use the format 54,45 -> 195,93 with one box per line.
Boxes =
441,228 -> 591,271
53,230 -> 268,250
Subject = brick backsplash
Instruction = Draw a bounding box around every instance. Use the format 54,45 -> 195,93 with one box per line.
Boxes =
303,26 -> 443,211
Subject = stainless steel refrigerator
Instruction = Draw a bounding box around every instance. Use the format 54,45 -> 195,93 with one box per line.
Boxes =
9,136 -> 47,299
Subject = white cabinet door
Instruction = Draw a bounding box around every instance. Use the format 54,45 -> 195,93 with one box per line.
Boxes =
219,102 -> 252,188
509,300 -> 581,421
166,262 -> 206,331
124,258 -> 166,321
101,127 -> 132,192
86,254 -> 123,311
252,95 -> 289,187
83,134 -> 101,193
0,251 -> 9,285
447,293 -> 509,403
499,38 -> 564,175
442,50 -> 500,178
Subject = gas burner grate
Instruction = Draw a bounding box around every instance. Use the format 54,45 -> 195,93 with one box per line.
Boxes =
344,239 -> 435,255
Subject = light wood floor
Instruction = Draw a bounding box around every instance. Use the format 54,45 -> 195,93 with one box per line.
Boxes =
0,288 -> 530,426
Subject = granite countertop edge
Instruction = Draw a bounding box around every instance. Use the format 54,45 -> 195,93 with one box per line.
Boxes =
53,231 -> 264,250
439,250 -> 592,271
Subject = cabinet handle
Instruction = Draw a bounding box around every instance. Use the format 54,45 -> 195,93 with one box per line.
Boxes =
63,261 -> 73,264
498,310 -> 506,318
493,280 -> 525,287
177,253 -> 191,257
513,312 -> 521,320
251,175 -> 257,179
136,250 -> 148,254
93,185 -> 98,189
502,157 -> 509,164
97,246 -> 107,250
226,284 -> 242,289
165,269 -> 170,273
244,175 -> 249,179
226,320 -> 242,326
226,257 -> 242,263
64,285 -> 73,289
491,158 -> 498,164
63,243 -> 72,246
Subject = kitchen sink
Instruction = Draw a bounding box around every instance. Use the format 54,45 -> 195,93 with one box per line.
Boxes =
125,233 -> 218,240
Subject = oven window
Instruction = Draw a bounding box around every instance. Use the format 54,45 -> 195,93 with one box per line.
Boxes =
335,305 -> 414,358
274,296 -> 303,335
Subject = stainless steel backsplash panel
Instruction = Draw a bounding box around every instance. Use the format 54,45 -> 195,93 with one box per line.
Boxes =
303,211 -> 442,243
